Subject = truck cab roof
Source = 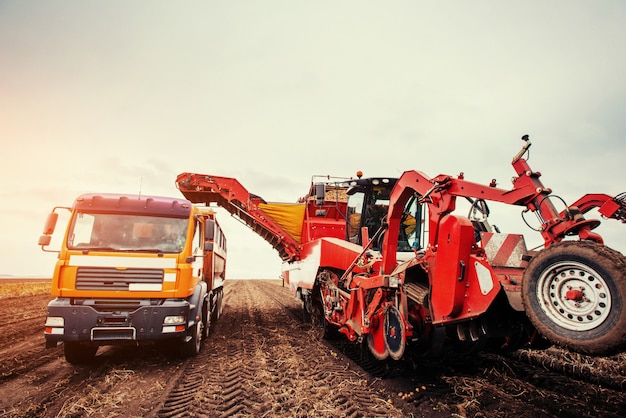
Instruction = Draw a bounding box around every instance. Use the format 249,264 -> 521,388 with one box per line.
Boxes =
73,193 -> 192,217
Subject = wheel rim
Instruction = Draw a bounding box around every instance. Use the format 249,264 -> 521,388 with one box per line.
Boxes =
536,260 -> 612,331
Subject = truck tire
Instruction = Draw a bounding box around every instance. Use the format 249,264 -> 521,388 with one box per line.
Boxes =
216,288 -> 223,319
181,321 -> 203,357
202,303 -> 211,340
64,342 -> 98,364
521,241 -> 626,355
211,288 -> 224,324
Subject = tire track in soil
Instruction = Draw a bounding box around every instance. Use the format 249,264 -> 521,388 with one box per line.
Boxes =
2,279 -> 624,417
154,280 -> 405,418
0,295 -> 49,350
246,282 -> 626,418
0,294 -> 64,386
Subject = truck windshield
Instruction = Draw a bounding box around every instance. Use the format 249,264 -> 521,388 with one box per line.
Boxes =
66,212 -> 189,253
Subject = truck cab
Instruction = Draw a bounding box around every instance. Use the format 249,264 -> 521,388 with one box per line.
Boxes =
39,193 -> 226,363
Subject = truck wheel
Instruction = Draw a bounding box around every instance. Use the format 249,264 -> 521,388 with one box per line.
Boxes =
213,288 -> 223,322
209,289 -> 223,330
64,342 -> 98,364
217,288 -> 224,319
181,321 -> 203,357
202,305 -> 211,340
522,241 -> 626,355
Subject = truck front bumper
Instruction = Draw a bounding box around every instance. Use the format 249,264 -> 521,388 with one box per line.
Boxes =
44,297 -> 191,347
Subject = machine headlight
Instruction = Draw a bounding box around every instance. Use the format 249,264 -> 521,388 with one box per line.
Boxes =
163,315 -> 185,325
388,276 -> 400,288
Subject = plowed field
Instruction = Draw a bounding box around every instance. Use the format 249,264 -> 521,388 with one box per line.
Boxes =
0,278 -> 624,417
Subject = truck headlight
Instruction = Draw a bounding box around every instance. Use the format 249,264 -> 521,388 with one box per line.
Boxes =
45,317 -> 64,327
163,315 -> 185,325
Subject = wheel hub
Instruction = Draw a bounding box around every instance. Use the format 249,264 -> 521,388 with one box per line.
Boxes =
564,288 -> 584,302
537,261 -> 612,332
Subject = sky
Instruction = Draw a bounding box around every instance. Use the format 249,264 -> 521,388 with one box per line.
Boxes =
1,1 -> 625,278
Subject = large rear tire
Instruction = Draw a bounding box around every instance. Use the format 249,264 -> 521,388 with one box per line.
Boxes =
522,241 -> 626,355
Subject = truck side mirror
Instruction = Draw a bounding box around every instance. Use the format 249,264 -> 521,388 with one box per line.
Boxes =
38,208 -> 69,252
38,234 -> 52,246
39,212 -> 58,248
42,212 -> 59,235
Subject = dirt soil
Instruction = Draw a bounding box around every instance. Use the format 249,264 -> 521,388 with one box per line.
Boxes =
0,278 -> 624,418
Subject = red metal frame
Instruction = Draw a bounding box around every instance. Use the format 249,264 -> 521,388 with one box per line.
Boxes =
176,173 -> 302,261
381,149 -> 623,274
175,140 -> 626,359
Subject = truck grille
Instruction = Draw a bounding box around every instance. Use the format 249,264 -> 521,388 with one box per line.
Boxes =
76,267 -> 164,290
91,327 -> 136,341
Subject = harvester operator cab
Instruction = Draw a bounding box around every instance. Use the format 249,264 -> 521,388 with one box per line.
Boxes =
346,177 -> 422,254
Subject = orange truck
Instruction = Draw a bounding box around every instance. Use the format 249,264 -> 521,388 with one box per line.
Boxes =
38,193 -> 226,364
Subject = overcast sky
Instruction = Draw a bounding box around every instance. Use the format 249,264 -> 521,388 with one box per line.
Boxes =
1,1 -> 625,278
